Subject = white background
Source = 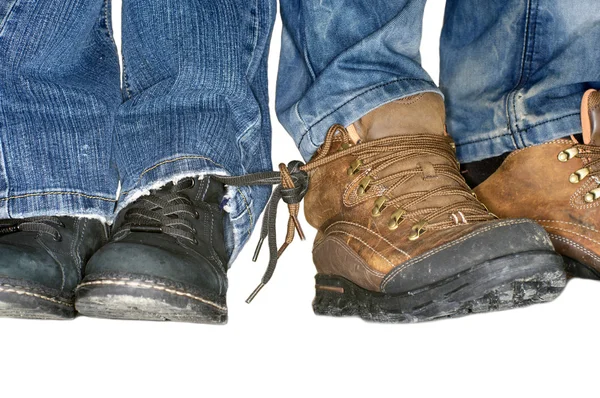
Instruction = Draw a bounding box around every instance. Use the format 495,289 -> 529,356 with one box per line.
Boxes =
2,1 -> 598,397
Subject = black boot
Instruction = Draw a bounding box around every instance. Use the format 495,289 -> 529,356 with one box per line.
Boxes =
0,217 -> 108,319
75,177 -> 229,324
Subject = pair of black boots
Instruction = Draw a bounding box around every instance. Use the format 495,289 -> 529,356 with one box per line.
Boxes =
0,177 -> 229,323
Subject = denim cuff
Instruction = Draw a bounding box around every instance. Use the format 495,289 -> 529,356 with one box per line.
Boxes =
0,191 -> 116,222
117,156 -> 270,265
282,78 -> 441,160
455,112 -> 582,163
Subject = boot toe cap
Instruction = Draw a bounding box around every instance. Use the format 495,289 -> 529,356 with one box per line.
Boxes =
83,240 -> 226,296
381,219 -> 562,294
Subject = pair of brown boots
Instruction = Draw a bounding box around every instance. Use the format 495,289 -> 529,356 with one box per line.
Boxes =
295,90 -> 600,322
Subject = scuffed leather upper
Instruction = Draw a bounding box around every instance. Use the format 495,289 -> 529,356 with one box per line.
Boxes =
305,94 -> 554,293
0,217 -> 108,297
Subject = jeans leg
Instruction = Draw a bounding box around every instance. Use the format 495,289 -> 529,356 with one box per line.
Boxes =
277,0 -> 440,161
0,0 -> 121,220
114,0 -> 276,262
441,0 -> 600,163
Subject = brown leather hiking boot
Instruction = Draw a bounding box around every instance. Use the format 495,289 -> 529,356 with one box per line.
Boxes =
301,93 -> 566,322
475,89 -> 600,281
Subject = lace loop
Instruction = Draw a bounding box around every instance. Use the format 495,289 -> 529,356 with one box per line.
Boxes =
0,217 -> 64,241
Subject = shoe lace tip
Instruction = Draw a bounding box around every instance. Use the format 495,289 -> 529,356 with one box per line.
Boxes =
252,236 -> 265,262
245,282 -> 266,304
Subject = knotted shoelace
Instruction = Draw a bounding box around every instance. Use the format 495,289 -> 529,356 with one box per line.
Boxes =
0,216 -> 64,241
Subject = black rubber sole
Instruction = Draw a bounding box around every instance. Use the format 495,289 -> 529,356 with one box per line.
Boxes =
563,256 -> 600,281
75,277 -> 227,324
313,251 -> 566,323
0,280 -> 74,320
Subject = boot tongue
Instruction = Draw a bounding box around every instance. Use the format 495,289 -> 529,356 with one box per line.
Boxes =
348,93 -> 446,142
581,89 -> 600,146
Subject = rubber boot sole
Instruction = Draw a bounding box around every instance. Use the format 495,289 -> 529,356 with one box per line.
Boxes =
0,278 -> 74,320
74,275 -> 227,324
313,251 -> 566,323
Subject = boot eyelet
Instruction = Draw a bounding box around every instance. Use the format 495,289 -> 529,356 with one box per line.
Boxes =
570,167 -> 590,184
189,178 -> 196,188
338,143 -> 351,152
387,208 -> 406,230
192,227 -> 197,234
585,188 -> 600,203
558,147 -> 579,162
357,176 -> 371,196
347,159 -> 363,176
192,238 -> 199,245
194,211 -> 200,219
408,220 -> 428,241
53,234 -> 63,242
371,197 -> 387,217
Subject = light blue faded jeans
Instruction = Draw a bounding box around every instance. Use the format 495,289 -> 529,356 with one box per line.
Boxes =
1,0 -> 599,261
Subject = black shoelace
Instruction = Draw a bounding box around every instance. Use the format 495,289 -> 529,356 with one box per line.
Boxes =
0,217 -> 64,241
114,178 -> 200,244
212,161 -> 309,302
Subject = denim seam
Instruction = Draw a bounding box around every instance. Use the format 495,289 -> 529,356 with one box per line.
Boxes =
454,112 -> 579,150
0,192 -> 117,202
515,0 -> 540,143
0,0 -> 19,35
298,78 -> 435,149
506,0 -> 539,148
102,0 -> 114,41
519,112 -> 580,132
245,0 -> 261,80
455,132 -> 513,148
236,187 -> 254,234
121,155 -> 230,195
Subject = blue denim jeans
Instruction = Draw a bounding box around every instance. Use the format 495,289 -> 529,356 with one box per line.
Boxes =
1,0 -> 599,261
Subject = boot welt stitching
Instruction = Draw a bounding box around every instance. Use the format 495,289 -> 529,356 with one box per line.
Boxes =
549,234 -> 600,264
0,285 -> 72,307
77,279 -> 226,312
537,220 -> 599,233
325,220 -> 411,258
381,219 -> 534,291
543,226 -> 600,247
